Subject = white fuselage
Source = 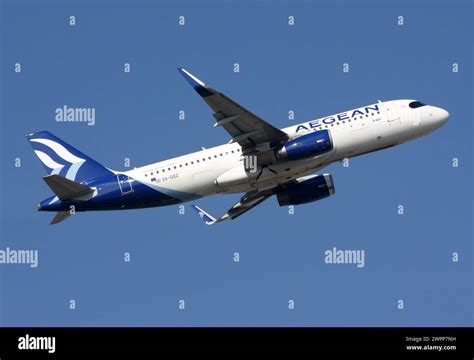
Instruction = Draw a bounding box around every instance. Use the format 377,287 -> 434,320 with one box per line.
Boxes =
125,99 -> 448,203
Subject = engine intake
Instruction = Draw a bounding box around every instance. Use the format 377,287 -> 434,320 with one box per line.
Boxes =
277,130 -> 333,161
277,174 -> 335,206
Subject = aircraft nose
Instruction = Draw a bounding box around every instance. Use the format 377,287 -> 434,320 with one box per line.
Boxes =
423,106 -> 449,130
436,107 -> 449,126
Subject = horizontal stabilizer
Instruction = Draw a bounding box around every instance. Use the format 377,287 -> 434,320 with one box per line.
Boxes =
50,211 -> 72,225
43,174 -> 93,200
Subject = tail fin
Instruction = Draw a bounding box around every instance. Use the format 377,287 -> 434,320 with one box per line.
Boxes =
26,131 -> 113,182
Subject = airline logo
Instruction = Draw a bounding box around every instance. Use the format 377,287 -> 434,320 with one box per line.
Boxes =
29,138 -> 86,181
295,104 -> 380,132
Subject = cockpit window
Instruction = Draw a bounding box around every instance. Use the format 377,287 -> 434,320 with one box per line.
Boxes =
409,101 -> 426,109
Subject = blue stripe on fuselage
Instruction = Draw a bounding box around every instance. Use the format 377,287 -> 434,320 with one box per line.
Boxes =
38,175 -> 199,212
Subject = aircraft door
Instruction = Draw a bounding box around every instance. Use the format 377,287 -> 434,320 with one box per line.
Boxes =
117,174 -> 133,194
385,101 -> 401,124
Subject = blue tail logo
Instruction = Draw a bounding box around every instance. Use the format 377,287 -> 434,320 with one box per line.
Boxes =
26,131 -> 113,183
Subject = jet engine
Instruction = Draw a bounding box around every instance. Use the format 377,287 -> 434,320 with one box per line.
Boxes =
276,174 -> 335,206
276,130 -> 333,161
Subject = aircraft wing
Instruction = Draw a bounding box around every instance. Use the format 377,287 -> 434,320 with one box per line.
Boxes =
191,189 -> 273,225
178,68 -> 289,154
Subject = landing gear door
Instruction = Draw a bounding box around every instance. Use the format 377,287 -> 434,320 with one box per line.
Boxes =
117,174 -> 133,194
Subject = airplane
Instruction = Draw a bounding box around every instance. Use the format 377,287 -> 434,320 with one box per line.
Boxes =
27,68 -> 449,225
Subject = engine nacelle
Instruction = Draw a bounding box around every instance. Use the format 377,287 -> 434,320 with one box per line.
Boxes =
276,174 -> 335,206
277,130 -> 333,161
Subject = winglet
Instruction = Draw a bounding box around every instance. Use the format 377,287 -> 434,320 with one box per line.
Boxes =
178,68 -> 214,97
191,205 -> 216,225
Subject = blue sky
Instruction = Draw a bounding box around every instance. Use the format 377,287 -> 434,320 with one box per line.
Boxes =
1,0 -> 472,326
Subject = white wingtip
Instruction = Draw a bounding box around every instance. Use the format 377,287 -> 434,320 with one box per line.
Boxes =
179,68 -> 207,87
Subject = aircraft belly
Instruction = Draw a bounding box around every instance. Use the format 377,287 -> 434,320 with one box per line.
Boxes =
254,157 -> 331,191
